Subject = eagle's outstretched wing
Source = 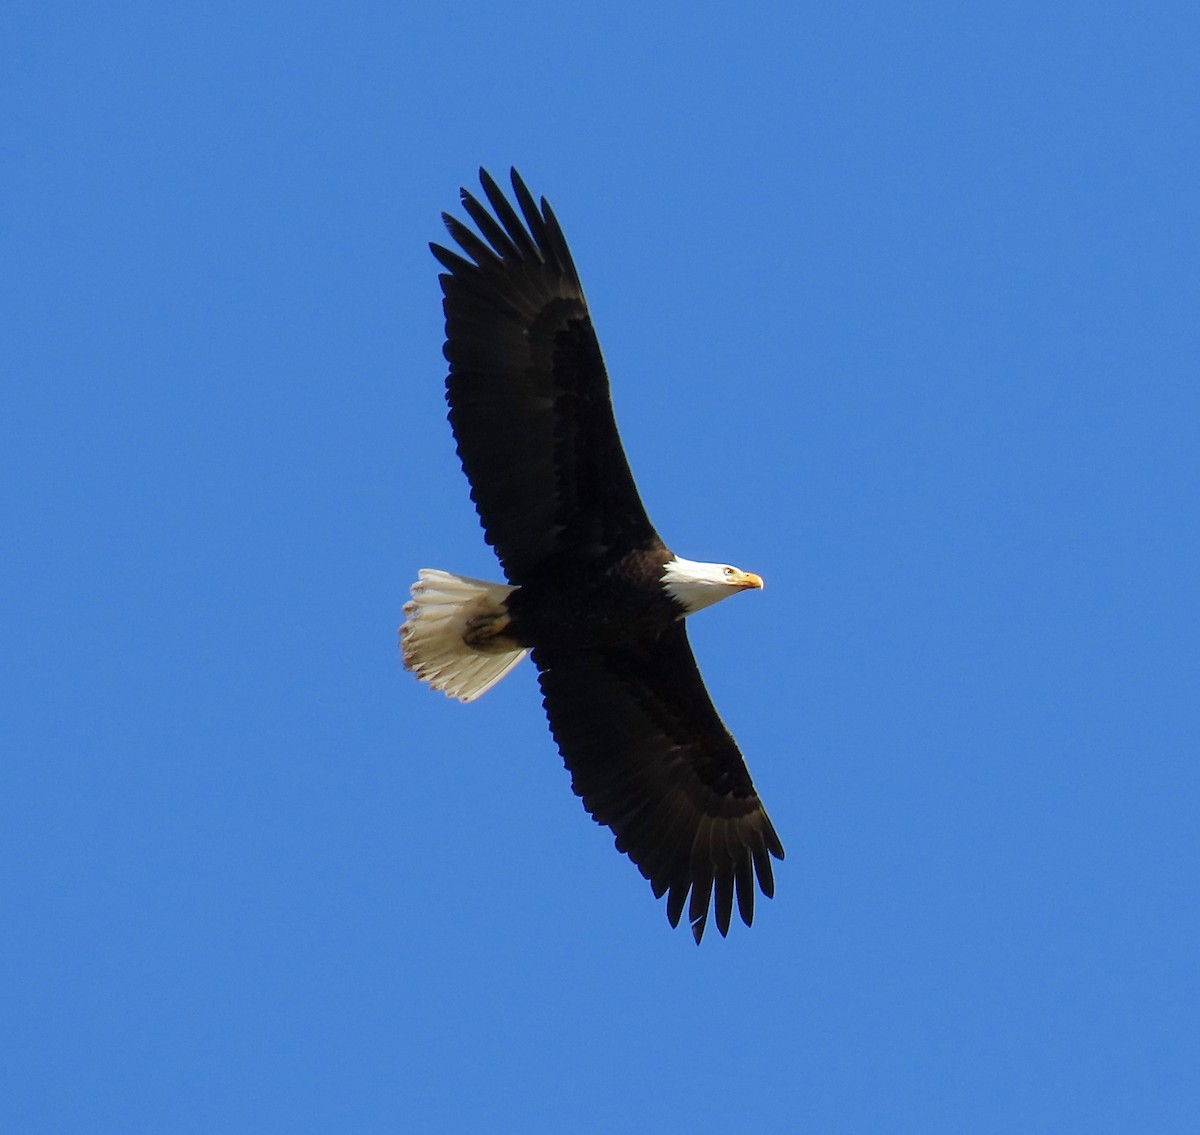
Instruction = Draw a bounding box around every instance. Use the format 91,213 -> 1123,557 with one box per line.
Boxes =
433,168 -> 665,582
535,622 -> 784,942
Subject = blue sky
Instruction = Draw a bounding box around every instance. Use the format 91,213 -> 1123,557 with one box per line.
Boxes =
4,2 -> 1197,1131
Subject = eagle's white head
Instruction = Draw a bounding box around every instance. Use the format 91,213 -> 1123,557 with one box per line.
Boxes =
661,555 -> 764,615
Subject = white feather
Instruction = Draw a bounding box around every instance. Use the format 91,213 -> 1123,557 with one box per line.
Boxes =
661,556 -> 751,614
399,569 -> 528,702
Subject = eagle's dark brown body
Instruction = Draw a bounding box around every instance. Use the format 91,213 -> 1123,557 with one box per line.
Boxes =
505,546 -> 679,652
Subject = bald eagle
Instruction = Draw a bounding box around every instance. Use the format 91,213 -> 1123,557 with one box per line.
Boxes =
401,169 -> 783,942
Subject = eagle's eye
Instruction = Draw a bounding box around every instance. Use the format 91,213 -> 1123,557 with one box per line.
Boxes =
723,566 -> 734,577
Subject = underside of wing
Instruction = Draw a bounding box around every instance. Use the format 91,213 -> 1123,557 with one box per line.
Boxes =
533,623 -> 784,942
433,169 -> 662,582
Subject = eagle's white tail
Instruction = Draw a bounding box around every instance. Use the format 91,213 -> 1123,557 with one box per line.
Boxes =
400,569 -> 529,702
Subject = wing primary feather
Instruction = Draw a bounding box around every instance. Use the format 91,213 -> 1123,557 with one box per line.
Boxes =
714,875 -> 733,938
734,850 -> 755,927
765,821 -> 786,861
687,818 -> 716,943
429,242 -> 476,276
689,895 -> 711,944
751,833 -> 777,899
538,199 -> 582,284
459,188 -> 522,263
442,213 -> 501,271
665,870 -> 691,929
713,822 -> 735,938
478,168 -> 542,261
508,168 -> 551,258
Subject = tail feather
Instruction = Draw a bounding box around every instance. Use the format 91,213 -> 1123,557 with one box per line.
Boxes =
400,569 -> 528,702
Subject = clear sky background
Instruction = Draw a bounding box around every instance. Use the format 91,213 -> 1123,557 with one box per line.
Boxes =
4,3 -> 1198,1132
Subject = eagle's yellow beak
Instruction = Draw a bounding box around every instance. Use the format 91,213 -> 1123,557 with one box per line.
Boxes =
732,570 -> 764,591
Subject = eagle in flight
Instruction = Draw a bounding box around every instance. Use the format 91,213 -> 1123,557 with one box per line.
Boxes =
402,169 -> 783,942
